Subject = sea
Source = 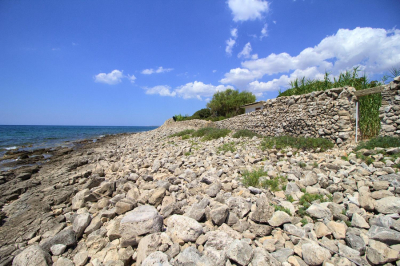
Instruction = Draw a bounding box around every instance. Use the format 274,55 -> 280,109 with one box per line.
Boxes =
0,125 -> 158,157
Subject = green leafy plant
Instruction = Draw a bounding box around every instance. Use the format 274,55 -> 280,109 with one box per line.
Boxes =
298,161 -> 307,168
261,136 -> 334,152
217,142 -> 236,153
184,152 -> 192,156
261,175 -> 288,192
169,129 -> 195,138
192,127 -> 231,141
300,218 -> 308,226
286,194 -> 294,203
241,168 -> 268,187
355,136 -> 400,151
233,129 -> 261,138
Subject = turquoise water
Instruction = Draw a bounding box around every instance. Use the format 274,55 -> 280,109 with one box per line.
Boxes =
0,125 -> 158,155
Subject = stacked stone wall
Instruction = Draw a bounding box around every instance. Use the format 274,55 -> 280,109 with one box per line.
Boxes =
215,87 -> 358,145
379,77 -> 400,136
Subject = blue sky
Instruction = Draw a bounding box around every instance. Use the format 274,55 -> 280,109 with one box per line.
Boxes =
0,0 -> 399,126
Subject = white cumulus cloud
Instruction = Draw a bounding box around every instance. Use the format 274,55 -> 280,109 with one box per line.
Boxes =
238,42 -> 257,59
143,81 -> 231,100
144,85 -> 176,97
227,0 -> 270,22
141,66 -> 174,75
221,27 -> 400,95
231,28 -> 238,38
260,23 -> 268,39
175,81 -> 231,100
94,70 -> 125,85
225,38 -> 236,56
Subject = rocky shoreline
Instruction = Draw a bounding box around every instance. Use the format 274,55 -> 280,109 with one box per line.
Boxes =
1,123 -> 400,266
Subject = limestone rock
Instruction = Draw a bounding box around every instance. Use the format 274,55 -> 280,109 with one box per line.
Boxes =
268,211 -> 291,227
226,239 -> 253,265
12,245 -> 52,266
375,196 -> 400,214
73,212 -> 91,238
166,214 -> 203,242
210,204 -> 229,225
53,257 -> 74,266
306,204 -> 332,219
369,225 -> 400,245
301,242 -> 331,266
249,196 -> 274,223
142,251 -> 171,266
119,205 -> 163,247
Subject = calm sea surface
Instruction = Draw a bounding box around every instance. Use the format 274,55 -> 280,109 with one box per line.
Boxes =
0,125 -> 158,155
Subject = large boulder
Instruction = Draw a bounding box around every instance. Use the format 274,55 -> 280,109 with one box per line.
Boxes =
119,205 -> 163,247
166,215 -> 203,242
226,197 -> 251,219
73,212 -> 91,238
301,242 -> 331,265
226,239 -> 254,265
142,251 -> 171,266
40,227 -> 76,253
375,196 -> 400,214
12,245 -> 52,266
369,225 -> 400,245
249,196 -> 274,223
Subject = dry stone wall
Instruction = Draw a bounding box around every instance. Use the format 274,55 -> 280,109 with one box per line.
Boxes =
379,77 -> 400,136
215,87 -> 358,145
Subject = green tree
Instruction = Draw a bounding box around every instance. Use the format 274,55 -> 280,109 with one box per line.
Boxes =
191,108 -> 211,119
206,89 -> 256,117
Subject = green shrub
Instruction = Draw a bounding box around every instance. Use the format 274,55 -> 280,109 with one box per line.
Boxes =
169,129 -> 195,138
261,136 -> 334,152
182,135 -> 191,140
241,168 -> 268,187
261,175 -> 288,192
233,129 -> 261,138
192,108 -> 211,119
173,114 -> 190,121
300,218 -> 308,226
355,136 -> 400,151
298,162 -> 307,168
217,142 -> 236,153
192,127 -> 231,141
286,194 -> 294,203
299,193 -> 331,210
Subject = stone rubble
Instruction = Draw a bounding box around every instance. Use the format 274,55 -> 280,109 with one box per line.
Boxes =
1,115 -> 400,266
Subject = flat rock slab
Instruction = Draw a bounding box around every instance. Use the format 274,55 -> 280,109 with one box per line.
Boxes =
119,205 -> 163,241
369,225 -> 400,245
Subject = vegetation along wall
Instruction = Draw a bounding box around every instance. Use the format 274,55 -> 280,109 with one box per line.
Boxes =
215,87 -> 359,145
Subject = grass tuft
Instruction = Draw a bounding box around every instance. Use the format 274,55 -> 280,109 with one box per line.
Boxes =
217,142 -> 236,153
241,168 -> 268,187
274,205 -> 291,215
192,127 -> 231,141
233,129 -> 261,138
261,136 -> 334,152
355,136 -> 400,151
261,175 -> 288,192
169,129 -> 195,138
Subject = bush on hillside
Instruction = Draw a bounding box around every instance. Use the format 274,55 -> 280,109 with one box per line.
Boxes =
207,88 -> 256,117
233,129 -> 261,138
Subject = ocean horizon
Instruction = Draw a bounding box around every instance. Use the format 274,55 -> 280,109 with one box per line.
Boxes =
0,125 -> 159,156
